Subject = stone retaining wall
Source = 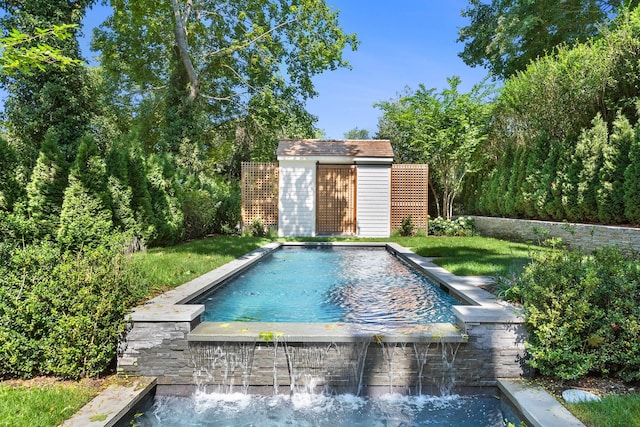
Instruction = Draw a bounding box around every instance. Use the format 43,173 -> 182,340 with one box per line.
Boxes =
471,216 -> 640,252
118,318 -> 527,389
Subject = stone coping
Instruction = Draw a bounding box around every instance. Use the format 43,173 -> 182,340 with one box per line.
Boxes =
61,377 -> 156,427
188,321 -> 467,343
385,243 -> 523,324
128,241 -> 524,326
498,379 -> 586,427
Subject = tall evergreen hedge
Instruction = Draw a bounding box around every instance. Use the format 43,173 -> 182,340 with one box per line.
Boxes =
462,9 -> 640,225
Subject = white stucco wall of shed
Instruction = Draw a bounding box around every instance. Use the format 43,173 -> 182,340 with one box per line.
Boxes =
278,160 -> 316,237
356,164 -> 391,237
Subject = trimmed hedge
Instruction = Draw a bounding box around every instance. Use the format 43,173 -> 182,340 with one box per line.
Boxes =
0,234 -> 146,379
514,246 -> 640,381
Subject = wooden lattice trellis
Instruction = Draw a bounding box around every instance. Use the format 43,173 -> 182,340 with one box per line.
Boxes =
241,162 -> 279,230
391,164 -> 429,231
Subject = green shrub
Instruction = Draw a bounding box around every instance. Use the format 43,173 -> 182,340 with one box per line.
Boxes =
0,233 -> 146,379
182,178 -> 241,239
145,154 -> 184,246
25,132 -> 68,241
246,217 -> 267,237
428,216 -> 476,237
0,136 -> 20,212
515,246 -> 640,381
398,216 -> 415,237
624,121 -> 640,224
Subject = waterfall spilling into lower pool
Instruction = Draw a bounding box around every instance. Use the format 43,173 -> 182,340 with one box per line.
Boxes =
283,341 -> 371,395
111,339 -> 520,426
190,341 -> 257,393
187,338 -> 463,397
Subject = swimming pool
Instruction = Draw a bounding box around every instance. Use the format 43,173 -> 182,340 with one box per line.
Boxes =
189,246 -> 458,325
118,242 -> 527,394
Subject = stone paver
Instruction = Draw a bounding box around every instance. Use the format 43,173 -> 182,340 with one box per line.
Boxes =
498,378 -> 586,427
61,377 -> 156,427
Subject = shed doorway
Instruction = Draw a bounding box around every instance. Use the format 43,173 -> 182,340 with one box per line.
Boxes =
316,164 -> 356,235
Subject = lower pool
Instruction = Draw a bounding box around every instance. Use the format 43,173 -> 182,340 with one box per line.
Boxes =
118,390 -> 523,427
189,246 -> 458,325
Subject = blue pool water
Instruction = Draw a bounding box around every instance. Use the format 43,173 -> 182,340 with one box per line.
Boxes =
190,247 -> 458,324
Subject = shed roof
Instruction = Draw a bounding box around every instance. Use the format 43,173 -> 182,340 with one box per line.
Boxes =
277,139 -> 394,158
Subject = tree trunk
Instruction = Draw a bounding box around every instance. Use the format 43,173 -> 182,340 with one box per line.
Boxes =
429,181 -> 441,218
171,0 -> 199,100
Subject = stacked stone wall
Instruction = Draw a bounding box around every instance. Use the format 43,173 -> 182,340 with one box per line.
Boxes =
471,216 -> 640,252
118,319 -> 526,389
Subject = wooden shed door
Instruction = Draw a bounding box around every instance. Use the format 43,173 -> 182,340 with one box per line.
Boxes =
316,165 -> 356,235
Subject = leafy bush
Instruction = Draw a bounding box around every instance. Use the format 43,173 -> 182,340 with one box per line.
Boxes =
428,216 -> 476,236
515,246 -> 640,381
182,177 -> 241,240
0,232 -> 146,379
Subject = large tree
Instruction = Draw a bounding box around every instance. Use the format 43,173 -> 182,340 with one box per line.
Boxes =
93,0 -> 357,170
376,77 -> 493,219
458,0 -> 635,79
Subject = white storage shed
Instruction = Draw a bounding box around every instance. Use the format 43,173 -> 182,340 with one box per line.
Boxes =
276,139 -> 394,237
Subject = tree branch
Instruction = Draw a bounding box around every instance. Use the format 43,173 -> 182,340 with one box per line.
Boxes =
206,17 -> 298,58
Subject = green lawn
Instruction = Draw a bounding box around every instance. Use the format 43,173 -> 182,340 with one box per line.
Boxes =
0,384 -> 97,427
132,235 -> 271,295
568,394 -> 640,427
393,235 -> 548,276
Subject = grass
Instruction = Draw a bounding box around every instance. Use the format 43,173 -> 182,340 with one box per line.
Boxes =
132,235 -> 271,294
0,383 -> 97,427
392,235 -> 550,276
567,394 -> 640,427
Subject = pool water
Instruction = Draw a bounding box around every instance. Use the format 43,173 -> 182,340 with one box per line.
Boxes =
125,391 -> 519,427
190,247 -> 458,324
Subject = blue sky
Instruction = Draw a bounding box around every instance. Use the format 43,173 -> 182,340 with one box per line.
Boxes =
80,1 -> 490,139
305,1 -> 490,138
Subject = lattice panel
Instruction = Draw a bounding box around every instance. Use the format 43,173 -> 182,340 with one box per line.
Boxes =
316,165 -> 357,235
241,162 -> 279,230
391,164 -> 429,231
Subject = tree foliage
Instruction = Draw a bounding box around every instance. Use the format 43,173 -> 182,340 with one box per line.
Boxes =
0,0 -> 98,168
93,0 -> 357,174
343,127 -> 370,139
458,0 -> 634,79
0,24 -> 82,75
376,77 -> 493,219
